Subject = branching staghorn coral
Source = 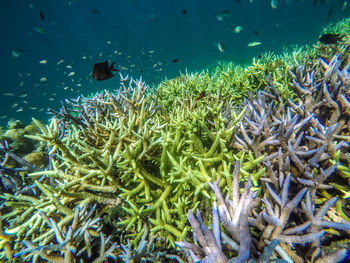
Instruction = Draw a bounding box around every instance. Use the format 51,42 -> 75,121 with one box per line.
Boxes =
119,226 -> 184,263
177,161 -> 349,262
234,60 -> 350,191
287,53 -> 350,221
0,71 -> 263,257
117,81 -> 262,245
176,160 -> 256,263
226,54 -> 350,261
6,204 -> 117,262
174,51 -> 350,262
1,18 -> 350,263
0,140 -> 43,196
301,192 -> 350,261
158,45 -> 311,112
289,54 -> 350,129
29,75 -> 160,204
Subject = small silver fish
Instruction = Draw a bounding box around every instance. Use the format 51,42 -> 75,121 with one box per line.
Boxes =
217,42 -> 226,53
57,59 -> 64,65
234,26 -> 242,33
3,92 -> 15,96
34,26 -> 46,34
271,0 -> 278,8
248,41 -> 262,47
341,1 -> 348,11
216,10 -> 230,21
11,49 -> 23,58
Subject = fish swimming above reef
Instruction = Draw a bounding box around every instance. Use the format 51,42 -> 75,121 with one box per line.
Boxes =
93,61 -> 119,80
248,41 -> 262,47
319,33 -> 344,44
11,49 -> 23,58
326,7 -> 334,22
216,42 -> 226,53
341,1 -> 348,11
234,26 -> 242,33
34,26 -> 46,34
39,9 -> 45,21
216,10 -> 230,21
271,0 -> 279,8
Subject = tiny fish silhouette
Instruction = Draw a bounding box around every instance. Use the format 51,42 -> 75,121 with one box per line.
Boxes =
93,61 -> 118,80
326,7 -> 333,22
39,9 -> 45,21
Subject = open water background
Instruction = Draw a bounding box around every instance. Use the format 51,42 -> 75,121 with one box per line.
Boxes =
0,0 -> 349,127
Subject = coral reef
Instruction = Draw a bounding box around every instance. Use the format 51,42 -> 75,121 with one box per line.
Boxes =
1,17 -> 350,263
176,161 -> 349,262
0,120 -> 44,162
13,204 -> 117,262
173,48 -> 350,261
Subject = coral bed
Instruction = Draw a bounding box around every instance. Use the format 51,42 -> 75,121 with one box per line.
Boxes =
1,19 -> 350,262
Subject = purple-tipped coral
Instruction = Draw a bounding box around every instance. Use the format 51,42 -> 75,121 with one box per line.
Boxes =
1,19 -> 350,262
119,227 -> 184,262
231,54 -> 350,261
13,204 -> 117,262
177,159 -> 350,262
176,161 -> 268,262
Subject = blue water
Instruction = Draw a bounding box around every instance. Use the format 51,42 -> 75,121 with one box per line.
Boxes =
0,0 -> 348,127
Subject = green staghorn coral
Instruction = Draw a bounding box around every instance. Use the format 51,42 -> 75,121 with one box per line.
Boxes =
0,71 -> 268,261
1,16 -> 350,262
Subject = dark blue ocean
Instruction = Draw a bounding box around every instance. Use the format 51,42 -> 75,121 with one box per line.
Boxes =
0,0 -> 348,127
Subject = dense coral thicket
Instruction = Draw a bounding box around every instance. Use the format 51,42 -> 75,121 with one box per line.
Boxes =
1,17 -> 350,262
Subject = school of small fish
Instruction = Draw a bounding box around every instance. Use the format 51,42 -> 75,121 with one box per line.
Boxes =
2,0 -> 347,124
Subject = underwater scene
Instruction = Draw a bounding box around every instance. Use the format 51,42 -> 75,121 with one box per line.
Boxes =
1,0 -> 350,262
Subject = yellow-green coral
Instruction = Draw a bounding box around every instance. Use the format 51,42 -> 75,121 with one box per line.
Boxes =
1,15 -> 350,262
